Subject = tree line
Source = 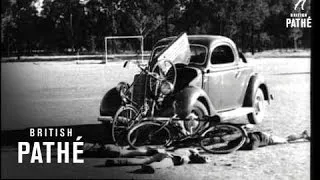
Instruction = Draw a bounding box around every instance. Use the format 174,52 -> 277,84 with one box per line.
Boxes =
1,0 -> 311,57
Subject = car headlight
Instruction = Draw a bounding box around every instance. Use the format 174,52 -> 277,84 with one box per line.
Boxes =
160,81 -> 174,95
116,82 -> 129,93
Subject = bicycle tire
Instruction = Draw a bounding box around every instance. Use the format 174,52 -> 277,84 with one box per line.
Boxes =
149,60 -> 177,95
200,123 -> 246,154
112,105 -> 139,146
127,121 -> 171,149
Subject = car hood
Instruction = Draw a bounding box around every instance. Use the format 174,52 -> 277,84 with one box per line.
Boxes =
156,33 -> 192,66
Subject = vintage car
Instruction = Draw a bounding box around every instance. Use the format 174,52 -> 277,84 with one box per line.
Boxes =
98,34 -> 272,134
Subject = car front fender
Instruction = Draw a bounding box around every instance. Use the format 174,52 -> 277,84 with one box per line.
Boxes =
99,87 -> 122,116
174,86 -> 218,118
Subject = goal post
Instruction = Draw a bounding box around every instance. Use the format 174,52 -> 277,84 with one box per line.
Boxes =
104,35 -> 144,63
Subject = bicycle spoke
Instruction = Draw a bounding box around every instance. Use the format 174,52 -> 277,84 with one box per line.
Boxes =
112,105 -> 139,146
149,60 -> 176,94
128,122 -> 171,149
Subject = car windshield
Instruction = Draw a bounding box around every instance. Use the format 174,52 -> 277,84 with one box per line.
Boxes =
151,44 -> 207,65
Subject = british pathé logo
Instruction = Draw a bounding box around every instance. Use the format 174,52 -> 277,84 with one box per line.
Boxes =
286,0 -> 311,28
18,128 -> 84,164
294,0 -> 307,10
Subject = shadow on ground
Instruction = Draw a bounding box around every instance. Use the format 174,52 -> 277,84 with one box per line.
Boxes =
1,123 -> 113,147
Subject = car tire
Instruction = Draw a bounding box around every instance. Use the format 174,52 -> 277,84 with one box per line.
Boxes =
247,88 -> 266,124
184,101 -> 209,134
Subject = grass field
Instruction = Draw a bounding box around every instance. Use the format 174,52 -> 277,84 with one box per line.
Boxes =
1,57 -> 310,179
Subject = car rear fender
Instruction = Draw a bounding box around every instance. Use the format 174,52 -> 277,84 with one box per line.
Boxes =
174,86 -> 218,118
243,74 -> 272,106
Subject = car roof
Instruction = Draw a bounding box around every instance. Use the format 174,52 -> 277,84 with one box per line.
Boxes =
154,35 -> 236,48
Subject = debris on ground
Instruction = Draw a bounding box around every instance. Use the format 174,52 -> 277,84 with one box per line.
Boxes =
82,143 -> 210,173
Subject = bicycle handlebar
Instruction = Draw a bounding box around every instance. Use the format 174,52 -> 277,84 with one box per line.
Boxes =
137,64 -> 163,81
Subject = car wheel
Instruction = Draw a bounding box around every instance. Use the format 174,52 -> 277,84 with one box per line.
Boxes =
184,101 -> 208,134
247,88 -> 266,124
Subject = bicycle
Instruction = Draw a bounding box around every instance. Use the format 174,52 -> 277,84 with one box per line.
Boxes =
112,60 -> 177,146
127,114 -> 248,154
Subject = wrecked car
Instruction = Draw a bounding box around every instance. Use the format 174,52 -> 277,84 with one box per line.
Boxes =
98,33 -> 272,136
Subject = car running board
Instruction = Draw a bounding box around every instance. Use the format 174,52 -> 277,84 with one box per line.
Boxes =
97,107 -> 255,123
218,107 -> 254,121
97,116 -> 113,123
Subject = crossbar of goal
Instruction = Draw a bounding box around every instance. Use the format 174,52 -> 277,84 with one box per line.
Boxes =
105,36 -> 144,63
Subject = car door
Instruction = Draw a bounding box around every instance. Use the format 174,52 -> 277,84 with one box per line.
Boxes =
205,44 -> 245,111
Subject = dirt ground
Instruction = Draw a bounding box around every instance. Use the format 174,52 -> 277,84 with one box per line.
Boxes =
1,57 -> 311,179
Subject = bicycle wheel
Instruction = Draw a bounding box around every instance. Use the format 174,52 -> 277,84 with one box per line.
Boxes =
112,105 -> 139,146
127,121 -> 171,149
149,60 -> 177,95
200,124 -> 246,154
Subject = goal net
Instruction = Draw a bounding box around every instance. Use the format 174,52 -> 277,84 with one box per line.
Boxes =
104,36 -> 145,63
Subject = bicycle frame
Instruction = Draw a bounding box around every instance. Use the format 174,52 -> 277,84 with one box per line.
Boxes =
127,114 -> 249,153
119,67 -> 156,117
112,60 -> 177,146
119,62 -> 174,118
139,115 -> 220,143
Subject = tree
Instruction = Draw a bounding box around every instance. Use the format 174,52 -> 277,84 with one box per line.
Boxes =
122,0 -> 163,37
289,28 -> 303,50
1,0 -> 311,56
1,0 -> 39,57
2,0 -> 16,56
241,0 -> 270,54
